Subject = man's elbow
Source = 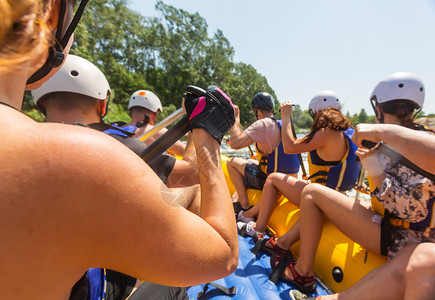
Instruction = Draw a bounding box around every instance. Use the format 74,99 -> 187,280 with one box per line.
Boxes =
219,249 -> 239,277
230,141 -> 243,150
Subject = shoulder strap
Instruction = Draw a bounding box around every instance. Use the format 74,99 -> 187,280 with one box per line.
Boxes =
87,122 -> 135,137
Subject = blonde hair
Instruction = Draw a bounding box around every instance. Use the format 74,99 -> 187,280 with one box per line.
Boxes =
0,0 -> 53,73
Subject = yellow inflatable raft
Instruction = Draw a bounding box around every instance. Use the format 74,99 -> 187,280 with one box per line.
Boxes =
220,155 -> 387,292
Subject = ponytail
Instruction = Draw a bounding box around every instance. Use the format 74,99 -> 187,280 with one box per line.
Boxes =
303,108 -> 351,143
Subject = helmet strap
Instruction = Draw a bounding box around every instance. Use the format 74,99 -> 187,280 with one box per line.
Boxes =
309,109 -> 315,119
136,115 -> 150,128
27,0 -> 90,85
370,97 -> 384,124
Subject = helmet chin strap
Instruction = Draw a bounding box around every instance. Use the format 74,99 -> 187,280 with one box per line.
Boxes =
26,0 -> 90,85
370,96 -> 384,124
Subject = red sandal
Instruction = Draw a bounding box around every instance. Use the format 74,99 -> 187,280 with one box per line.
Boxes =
262,236 -> 288,257
269,253 -> 295,284
282,261 -> 316,294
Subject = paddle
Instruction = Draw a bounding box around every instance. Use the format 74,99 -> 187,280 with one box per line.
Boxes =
137,107 -> 185,143
362,140 -> 435,182
140,86 -> 207,163
354,165 -> 368,198
140,115 -> 190,163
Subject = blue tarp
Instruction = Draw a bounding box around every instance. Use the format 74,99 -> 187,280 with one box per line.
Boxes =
187,235 -> 331,300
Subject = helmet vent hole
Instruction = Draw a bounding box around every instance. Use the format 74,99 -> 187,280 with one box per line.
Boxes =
420,87 -> 423,92
323,98 -> 327,101
70,70 -> 79,77
398,83 -> 404,88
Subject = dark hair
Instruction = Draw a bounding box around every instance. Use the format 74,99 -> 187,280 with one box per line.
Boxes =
303,108 -> 351,143
378,100 -> 423,130
39,92 -> 99,116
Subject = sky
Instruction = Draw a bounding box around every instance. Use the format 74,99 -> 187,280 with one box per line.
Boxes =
128,0 -> 435,115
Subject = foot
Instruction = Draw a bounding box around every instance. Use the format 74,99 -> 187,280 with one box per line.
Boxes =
263,236 -> 288,257
282,262 -> 316,294
237,221 -> 264,237
237,210 -> 254,223
289,289 -> 319,300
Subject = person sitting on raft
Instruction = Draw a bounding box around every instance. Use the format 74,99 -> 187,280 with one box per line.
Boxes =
126,89 -> 186,157
32,54 -> 200,202
123,89 -> 199,187
280,72 -> 435,296
237,91 -> 360,238
0,1 -> 238,298
227,92 -> 301,212
30,54 -> 219,299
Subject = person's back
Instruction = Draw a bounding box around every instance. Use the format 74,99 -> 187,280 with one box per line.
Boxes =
281,91 -> 360,191
227,92 -> 300,210
0,1 -> 238,299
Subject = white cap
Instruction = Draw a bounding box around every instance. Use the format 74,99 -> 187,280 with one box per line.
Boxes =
370,72 -> 424,109
128,90 -> 162,113
308,90 -> 341,114
31,54 -> 111,104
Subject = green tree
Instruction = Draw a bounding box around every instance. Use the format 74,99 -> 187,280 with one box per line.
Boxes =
358,108 -> 368,123
22,0 -> 278,125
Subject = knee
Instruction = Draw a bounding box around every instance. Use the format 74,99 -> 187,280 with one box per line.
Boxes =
227,157 -> 235,167
265,173 -> 279,185
407,243 -> 435,277
300,183 -> 322,200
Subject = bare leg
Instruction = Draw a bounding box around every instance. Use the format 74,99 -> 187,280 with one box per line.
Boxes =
320,243 -> 435,300
404,243 -> 435,300
254,173 -> 308,233
185,184 -> 201,215
291,183 -> 380,278
276,220 -> 300,250
167,159 -> 200,188
226,157 -> 250,209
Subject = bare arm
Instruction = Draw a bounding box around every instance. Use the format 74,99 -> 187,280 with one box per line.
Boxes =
352,123 -> 435,174
36,124 -> 237,287
229,105 -> 254,149
280,101 -> 328,154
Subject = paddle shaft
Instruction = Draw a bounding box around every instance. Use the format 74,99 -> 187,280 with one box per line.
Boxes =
141,115 -> 190,163
362,140 -> 435,182
138,108 -> 185,142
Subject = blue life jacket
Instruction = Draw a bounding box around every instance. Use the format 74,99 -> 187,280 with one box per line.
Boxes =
257,119 -> 301,175
87,268 -> 106,300
102,123 -> 137,137
308,128 -> 360,191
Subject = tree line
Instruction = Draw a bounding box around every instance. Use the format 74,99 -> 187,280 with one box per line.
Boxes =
23,0 -> 415,129
23,0 -> 278,126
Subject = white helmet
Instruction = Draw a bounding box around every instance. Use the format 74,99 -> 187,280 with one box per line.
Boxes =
308,90 -> 341,115
370,72 -> 424,109
31,54 -> 111,116
128,90 -> 162,113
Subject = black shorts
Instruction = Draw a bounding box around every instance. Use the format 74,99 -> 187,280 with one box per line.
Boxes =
243,162 -> 268,190
106,133 -> 176,184
148,154 -> 176,184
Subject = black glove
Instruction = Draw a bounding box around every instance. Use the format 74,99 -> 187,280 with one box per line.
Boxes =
184,85 -> 235,144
